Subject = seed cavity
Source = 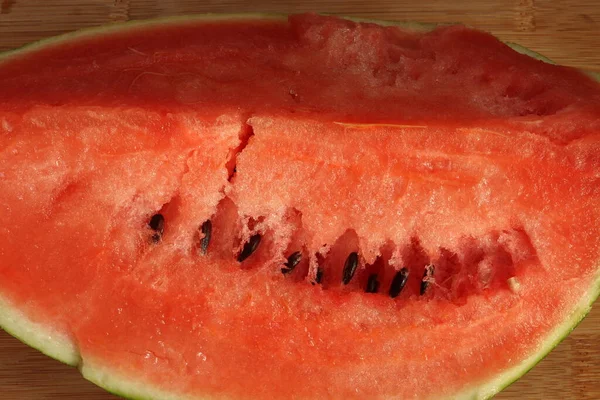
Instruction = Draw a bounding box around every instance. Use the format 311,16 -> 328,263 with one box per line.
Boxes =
365,274 -> 380,293
237,234 -> 261,262
198,220 -> 212,255
149,213 -> 165,243
281,251 -> 302,274
342,252 -> 359,285
389,268 -> 409,298
420,264 -> 435,295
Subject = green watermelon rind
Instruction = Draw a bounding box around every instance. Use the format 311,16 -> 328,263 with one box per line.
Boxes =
0,14 -> 599,400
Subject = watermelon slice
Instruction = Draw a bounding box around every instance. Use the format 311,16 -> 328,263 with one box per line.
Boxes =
1,13 -> 600,399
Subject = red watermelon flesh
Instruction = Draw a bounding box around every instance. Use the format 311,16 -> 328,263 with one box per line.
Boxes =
0,13 -> 600,400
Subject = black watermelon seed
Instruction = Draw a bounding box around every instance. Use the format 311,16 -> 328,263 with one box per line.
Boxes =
198,220 -> 212,255
342,252 -> 359,285
282,251 -> 302,274
366,274 -> 380,293
149,213 -> 164,232
315,267 -> 324,284
237,234 -> 261,262
420,264 -> 435,295
389,268 -> 409,298
149,213 -> 164,243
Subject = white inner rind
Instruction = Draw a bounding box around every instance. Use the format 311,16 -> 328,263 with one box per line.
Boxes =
0,293 -> 80,366
82,360 -> 197,400
0,13 -> 599,400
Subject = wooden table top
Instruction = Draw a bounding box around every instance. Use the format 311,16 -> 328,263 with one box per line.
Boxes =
1,1 -> 599,399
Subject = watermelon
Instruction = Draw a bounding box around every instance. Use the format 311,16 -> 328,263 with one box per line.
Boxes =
1,12 -> 600,399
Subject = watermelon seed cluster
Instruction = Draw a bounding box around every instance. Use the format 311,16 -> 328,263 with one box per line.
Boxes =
314,267 -> 324,285
237,234 -> 262,262
198,220 -> 212,255
366,274 -> 380,294
278,248 -> 434,297
389,268 -> 410,298
342,252 -> 359,285
150,214 -> 436,297
148,213 -> 165,243
281,251 -> 302,274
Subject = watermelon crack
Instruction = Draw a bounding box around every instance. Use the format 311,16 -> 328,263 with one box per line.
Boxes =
226,121 -> 254,182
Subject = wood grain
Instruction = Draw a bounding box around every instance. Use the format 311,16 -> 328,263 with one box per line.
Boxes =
0,0 -> 599,399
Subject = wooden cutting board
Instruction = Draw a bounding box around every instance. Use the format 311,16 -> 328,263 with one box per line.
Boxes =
1,1 -> 599,399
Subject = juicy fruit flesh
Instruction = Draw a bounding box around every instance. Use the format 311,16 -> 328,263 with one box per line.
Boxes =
0,13 -> 599,400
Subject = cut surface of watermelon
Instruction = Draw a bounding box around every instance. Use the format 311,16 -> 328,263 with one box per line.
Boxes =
1,12 -> 600,400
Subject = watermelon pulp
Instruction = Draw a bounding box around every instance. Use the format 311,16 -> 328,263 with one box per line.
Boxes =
1,13 -> 600,399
